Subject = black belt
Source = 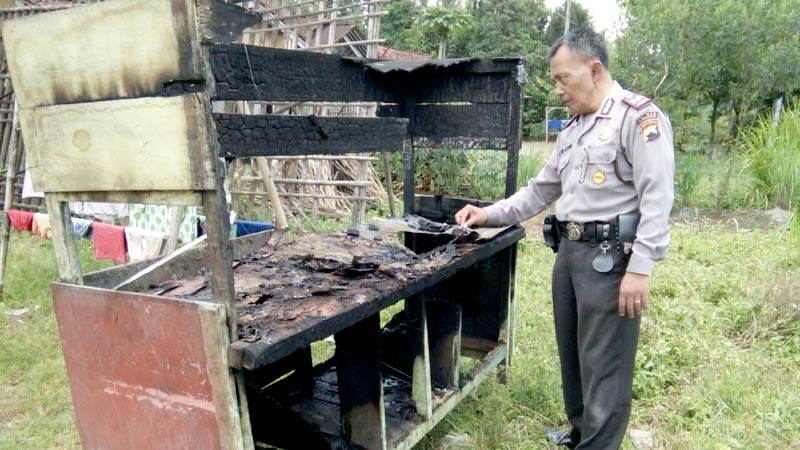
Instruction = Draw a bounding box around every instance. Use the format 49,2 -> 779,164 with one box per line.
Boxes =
557,220 -> 617,243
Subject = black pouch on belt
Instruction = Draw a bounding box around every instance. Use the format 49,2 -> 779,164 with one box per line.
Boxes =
543,215 -> 560,253
616,213 -> 641,256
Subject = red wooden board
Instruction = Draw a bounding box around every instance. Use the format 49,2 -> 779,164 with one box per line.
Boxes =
51,282 -> 243,450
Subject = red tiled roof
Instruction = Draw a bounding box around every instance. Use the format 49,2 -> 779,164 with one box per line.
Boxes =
377,46 -> 430,61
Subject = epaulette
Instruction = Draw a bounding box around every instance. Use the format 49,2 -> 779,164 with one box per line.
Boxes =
564,115 -> 579,128
621,92 -> 652,110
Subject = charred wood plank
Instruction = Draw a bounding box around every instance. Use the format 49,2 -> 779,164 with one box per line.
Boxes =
427,301 -> 461,389
213,114 -> 408,157
378,103 -> 511,150
335,314 -> 387,450
210,44 -> 400,103
505,63 -> 526,197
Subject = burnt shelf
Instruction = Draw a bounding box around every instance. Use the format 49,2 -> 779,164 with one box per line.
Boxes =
249,343 -> 508,450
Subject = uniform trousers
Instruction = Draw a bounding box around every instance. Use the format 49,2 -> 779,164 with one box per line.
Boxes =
552,239 -> 641,450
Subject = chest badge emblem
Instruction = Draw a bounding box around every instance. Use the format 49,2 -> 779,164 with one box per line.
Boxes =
592,170 -> 606,185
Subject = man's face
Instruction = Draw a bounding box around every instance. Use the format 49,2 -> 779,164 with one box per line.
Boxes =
549,46 -> 599,115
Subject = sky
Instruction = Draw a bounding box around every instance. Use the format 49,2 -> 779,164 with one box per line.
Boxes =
544,0 -> 624,40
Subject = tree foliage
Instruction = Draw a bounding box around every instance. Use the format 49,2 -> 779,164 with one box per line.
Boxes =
543,1 -> 592,48
382,0 -> 594,138
615,0 -> 800,144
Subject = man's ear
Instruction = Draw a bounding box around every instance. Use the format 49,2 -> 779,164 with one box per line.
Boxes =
591,60 -> 604,81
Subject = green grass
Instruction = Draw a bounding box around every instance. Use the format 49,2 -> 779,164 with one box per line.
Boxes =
738,104 -> 800,212
2,219 -> 799,449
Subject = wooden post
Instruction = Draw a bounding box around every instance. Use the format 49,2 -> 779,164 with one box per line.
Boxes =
381,151 -> 396,217
427,301 -> 462,389
351,158 -> 368,226
0,99 -> 20,297
402,141 -> 413,216
335,313 -> 387,450
255,157 -> 289,230
407,297 -> 432,420
44,195 -> 82,284
164,205 -> 186,254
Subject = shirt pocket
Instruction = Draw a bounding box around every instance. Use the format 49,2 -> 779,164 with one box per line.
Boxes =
557,152 -> 571,175
584,145 -> 619,187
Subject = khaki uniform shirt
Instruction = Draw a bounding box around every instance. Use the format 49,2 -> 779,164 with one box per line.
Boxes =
484,81 -> 675,275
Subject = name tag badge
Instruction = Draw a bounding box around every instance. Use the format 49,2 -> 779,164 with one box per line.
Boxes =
592,170 -> 606,185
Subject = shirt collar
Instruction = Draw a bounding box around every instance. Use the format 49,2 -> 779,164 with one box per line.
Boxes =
578,81 -> 624,127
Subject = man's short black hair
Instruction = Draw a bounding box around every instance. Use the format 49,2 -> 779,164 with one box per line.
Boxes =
547,28 -> 609,69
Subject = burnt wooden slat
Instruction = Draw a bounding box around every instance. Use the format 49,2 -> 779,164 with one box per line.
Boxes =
335,314 -> 387,450
406,298 -> 432,420
214,114 -> 408,157
229,227 -> 524,370
378,103 -> 511,150
505,63 -> 526,197
210,44 -> 399,103
407,72 -> 513,104
427,301 -> 461,389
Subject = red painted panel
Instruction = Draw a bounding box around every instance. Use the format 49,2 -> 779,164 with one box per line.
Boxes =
51,282 -> 237,450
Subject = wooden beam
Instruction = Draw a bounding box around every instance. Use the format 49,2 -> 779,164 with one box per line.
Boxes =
334,314 -> 387,450
214,114 -> 408,157
51,191 -> 202,207
45,196 -> 82,284
427,301 -> 461,389
377,103 -> 511,150
210,44 -> 399,103
2,0 -> 204,108
20,95 -> 216,193
407,298 -> 432,420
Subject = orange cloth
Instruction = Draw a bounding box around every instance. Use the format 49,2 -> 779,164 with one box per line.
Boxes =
32,213 -> 52,239
7,210 -> 34,232
92,222 -> 127,264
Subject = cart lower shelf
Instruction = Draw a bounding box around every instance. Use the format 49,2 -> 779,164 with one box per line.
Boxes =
251,342 -> 508,450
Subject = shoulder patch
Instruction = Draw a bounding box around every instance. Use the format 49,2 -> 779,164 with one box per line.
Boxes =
636,111 -> 660,142
622,92 -> 652,110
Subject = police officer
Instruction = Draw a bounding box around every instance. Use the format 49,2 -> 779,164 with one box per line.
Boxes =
455,29 -> 674,450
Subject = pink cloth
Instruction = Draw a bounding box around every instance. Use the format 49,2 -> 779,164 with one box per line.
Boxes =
92,222 -> 127,264
32,213 -> 51,239
7,210 -> 34,232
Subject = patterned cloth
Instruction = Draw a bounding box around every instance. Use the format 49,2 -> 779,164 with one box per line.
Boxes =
128,205 -> 197,244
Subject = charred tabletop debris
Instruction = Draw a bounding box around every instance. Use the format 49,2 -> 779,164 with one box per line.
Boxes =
137,216 -> 522,370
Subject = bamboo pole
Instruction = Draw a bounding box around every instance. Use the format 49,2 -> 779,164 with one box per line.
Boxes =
0,99 -> 19,297
255,157 -> 289,230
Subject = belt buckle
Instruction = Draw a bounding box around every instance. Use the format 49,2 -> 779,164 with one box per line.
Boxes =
566,222 -> 582,241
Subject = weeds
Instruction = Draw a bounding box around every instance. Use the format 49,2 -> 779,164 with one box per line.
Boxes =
738,103 -> 800,211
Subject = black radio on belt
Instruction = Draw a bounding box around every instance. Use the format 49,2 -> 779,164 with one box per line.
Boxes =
543,215 -> 561,253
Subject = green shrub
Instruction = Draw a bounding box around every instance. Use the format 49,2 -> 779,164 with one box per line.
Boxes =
738,102 -> 800,211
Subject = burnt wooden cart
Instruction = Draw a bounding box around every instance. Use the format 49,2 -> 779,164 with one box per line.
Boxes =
1,1 -> 526,449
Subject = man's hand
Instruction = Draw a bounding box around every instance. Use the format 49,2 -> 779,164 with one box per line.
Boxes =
454,205 -> 488,228
618,272 -> 650,318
